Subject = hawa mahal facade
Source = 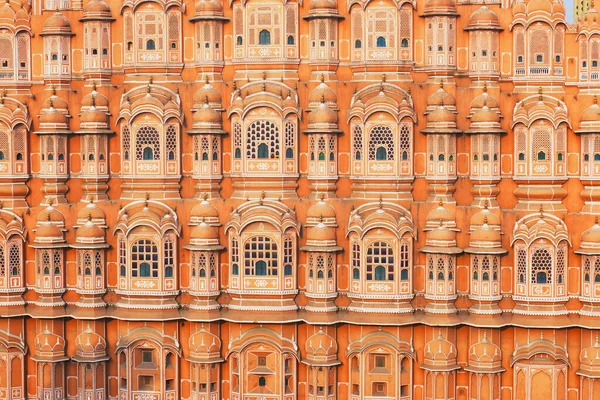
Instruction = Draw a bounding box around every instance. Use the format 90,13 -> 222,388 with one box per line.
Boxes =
3,0 -> 600,399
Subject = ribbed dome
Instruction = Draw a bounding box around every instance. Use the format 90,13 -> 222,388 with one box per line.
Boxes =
42,11 -> 72,34
428,86 -> 455,107
76,219 -> 105,241
310,0 -> 336,11
188,326 -> 222,362
75,325 -> 107,358
470,223 -> 502,244
307,223 -> 336,242
35,221 -> 63,241
81,90 -> 108,108
308,101 -> 338,126
194,0 -> 223,15
309,80 -> 337,105
190,221 -> 218,240
527,0 -> 552,14
81,0 -> 113,20
581,102 -> 600,123
305,328 -> 338,361
77,202 -> 105,222
513,0 -> 526,15
42,94 -> 68,110
581,220 -> 600,248
191,199 -> 219,220
427,105 -> 456,123
427,202 -> 454,224
193,81 -> 222,105
471,105 -> 499,123
427,223 -> 456,243
423,0 -> 457,16
307,200 -> 336,219
193,101 -> 222,124
470,207 -> 500,226
424,331 -> 457,364
468,5 -> 500,28
469,334 -> 502,365
0,1 -> 15,21
80,105 -> 108,123
40,108 -> 67,124
37,205 -> 65,225
35,327 -> 66,356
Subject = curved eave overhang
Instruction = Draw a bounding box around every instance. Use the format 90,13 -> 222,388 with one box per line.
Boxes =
186,356 -> 225,364
463,365 -> 505,374
420,128 -> 462,135
463,25 -> 503,32
463,247 -> 508,255
576,369 -> 600,378
303,128 -> 343,135
189,15 -> 229,22
183,244 -> 226,251
575,248 -> 600,255
71,354 -> 110,362
300,245 -> 343,253
70,243 -> 110,249
74,129 -> 116,135
31,354 -> 70,362
79,15 -> 116,22
303,12 -> 345,20
419,363 -> 461,372
30,243 -> 69,249
186,128 -> 228,135
301,359 -> 341,366
419,246 -> 463,255
463,128 -> 507,135
33,130 -> 73,136
39,31 -> 74,37
575,128 -> 600,135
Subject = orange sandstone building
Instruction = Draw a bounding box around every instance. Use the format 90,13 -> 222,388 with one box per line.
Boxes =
2,0 -> 600,399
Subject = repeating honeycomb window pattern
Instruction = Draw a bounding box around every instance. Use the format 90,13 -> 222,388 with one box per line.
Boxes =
135,126 -> 161,161
352,125 -> 363,161
122,125 -> 131,160
165,125 -> 178,161
0,245 -> 5,277
368,125 -> 394,161
246,120 -> 280,159
517,248 -> 527,283
8,240 -> 21,277
531,248 -> 552,284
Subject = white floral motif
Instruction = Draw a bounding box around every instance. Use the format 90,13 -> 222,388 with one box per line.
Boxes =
368,283 -> 392,292
134,281 -> 156,289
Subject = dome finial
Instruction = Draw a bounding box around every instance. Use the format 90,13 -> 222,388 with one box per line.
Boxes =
538,86 -> 543,101
539,204 -> 544,219
321,95 -> 325,104
92,81 -> 97,91
379,194 -> 383,209
483,81 -> 487,92
51,85 -> 56,96
91,94 -> 96,107
205,95 -> 209,105
484,200 -> 489,209
320,74 -> 324,83
382,73 -> 386,83
87,212 -> 92,222
203,192 -> 209,201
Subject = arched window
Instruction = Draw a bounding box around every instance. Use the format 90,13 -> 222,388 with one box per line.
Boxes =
256,261 -> 267,276
401,38 -> 409,48
146,39 -> 156,50
355,39 -> 362,49
376,36 -> 386,48
259,29 -> 271,45
374,266 -> 386,281
143,147 -> 153,160
531,248 -> 552,284
259,377 -> 266,387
